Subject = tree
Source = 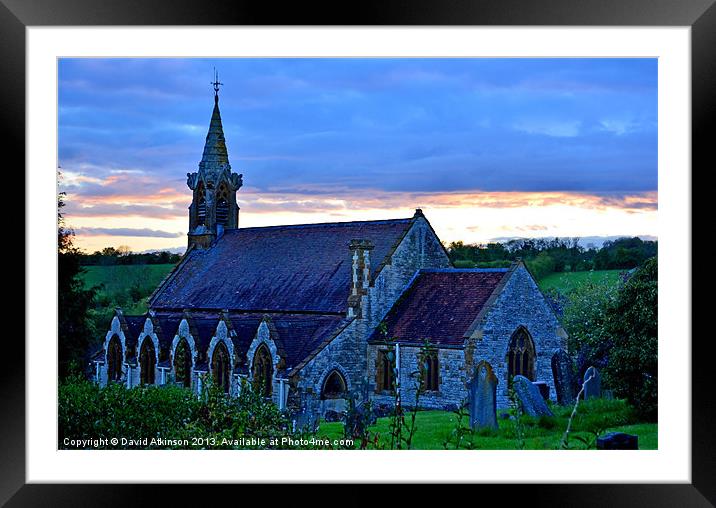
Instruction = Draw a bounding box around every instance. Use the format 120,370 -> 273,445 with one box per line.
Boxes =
603,257 -> 658,421
58,175 -> 97,378
560,275 -> 619,380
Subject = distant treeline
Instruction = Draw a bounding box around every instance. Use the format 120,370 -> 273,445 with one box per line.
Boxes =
447,237 -> 657,280
79,247 -> 182,266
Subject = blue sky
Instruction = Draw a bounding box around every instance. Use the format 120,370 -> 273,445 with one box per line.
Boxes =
58,58 -> 658,252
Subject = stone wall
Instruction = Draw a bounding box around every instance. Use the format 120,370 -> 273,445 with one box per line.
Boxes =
467,264 -> 567,409
291,216 -> 451,415
367,345 -> 468,410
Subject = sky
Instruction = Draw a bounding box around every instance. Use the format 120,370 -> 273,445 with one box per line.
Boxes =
58,58 -> 658,253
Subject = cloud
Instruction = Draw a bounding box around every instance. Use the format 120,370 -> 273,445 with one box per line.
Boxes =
58,57 -> 658,249
73,227 -> 184,238
513,119 -> 581,138
599,118 -> 641,136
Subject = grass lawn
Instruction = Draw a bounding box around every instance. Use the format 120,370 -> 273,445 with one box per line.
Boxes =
316,399 -> 657,450
538,269 -> 625,293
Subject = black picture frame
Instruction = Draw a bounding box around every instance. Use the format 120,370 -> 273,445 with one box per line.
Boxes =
5,0 -> 710,505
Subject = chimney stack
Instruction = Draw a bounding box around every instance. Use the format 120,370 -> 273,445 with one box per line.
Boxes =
347,239 -> 374,318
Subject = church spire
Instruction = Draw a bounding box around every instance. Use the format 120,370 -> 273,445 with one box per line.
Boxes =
198,69 -> 229,177
186,73 -> 243,250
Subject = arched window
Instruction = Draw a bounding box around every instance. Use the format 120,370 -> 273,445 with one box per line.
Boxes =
252,344 -> 273,397
173,339 -> 192,388
139,338 -> 156,385
375,349 -> 395,393
107,335 -> 123,383
321,370 -> 347,399
507,326 -> 536,383
420,350 -> 440,392
211,341 -> 231,394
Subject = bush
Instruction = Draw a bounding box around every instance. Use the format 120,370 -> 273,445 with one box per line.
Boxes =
560,276 -> 619,379
603,258 -> 658,421
525,252 -> 556,281
58,376 -> 288,449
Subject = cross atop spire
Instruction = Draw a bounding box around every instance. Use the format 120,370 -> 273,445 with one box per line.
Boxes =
211,67 -> 223,101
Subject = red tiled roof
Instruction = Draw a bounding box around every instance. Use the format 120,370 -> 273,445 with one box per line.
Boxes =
371,269 -> 509,346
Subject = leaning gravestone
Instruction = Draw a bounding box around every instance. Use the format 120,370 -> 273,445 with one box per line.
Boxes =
551,349 -> 575,405
512,375 -> 554,417
583,366 -> 601,399
468,360 -> 498,430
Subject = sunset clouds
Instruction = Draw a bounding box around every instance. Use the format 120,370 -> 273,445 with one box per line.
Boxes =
58,58 -> 658,252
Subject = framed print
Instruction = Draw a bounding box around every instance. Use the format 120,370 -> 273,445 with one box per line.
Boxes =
5,0 -> 712,505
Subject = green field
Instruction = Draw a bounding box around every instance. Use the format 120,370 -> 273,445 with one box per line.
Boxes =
81,263 -> 176,320
81,264 -> 176,295
82,264 -> 620,299
538,269 -> 625,293
317,399 -> 657,450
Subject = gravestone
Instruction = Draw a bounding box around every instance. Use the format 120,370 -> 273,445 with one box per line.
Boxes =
512,375 -> 554,417
533,381 -> 550,401
468,360 -> 498,430
292,408 -> 319,433
324,410 -> 344,423
344,401 -> 377,438
597,432 -> 638,450
551,349 -> 575,405
583,366 -> 601,399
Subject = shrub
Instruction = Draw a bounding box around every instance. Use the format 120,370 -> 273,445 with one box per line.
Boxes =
603,258 -> 658,421
525,252 -> 556,280
58,376 -> 288,449
560,276 -> 619,379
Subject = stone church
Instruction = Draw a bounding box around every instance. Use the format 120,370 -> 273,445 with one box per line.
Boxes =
92,86 -> 567,417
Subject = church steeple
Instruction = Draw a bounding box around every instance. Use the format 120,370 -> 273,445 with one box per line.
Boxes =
186,72 -> 243,250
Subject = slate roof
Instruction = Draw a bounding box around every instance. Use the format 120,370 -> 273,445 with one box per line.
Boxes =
122,315 -> 147,348
129,311 -> 349,372
199,95 -> 230,172
150,217 -> 415,313
369,268 -> 510,346
269,314 -> 349,370
152,312 -> 183,347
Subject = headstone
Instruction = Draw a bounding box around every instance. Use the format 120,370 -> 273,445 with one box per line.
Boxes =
533,381 -> 550,401
551,349 -> 575,405
597,432 -> 638,450
373,402 -> 393,418
583,366 -> 601,399
324,410 -> 344,423
468,360 -> 498,430
292,408 -> 319,433
344,401 -> 377,438
512,375 -> 554,417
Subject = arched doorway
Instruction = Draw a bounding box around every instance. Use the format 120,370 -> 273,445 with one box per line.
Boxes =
211,341 -> 231,394
173,338 -> 192,388
139,338 -> 156,385
252,344 -> 273,397
321,370 -> 348,399
507,326 -> 536,384
107,335 -> 123,383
